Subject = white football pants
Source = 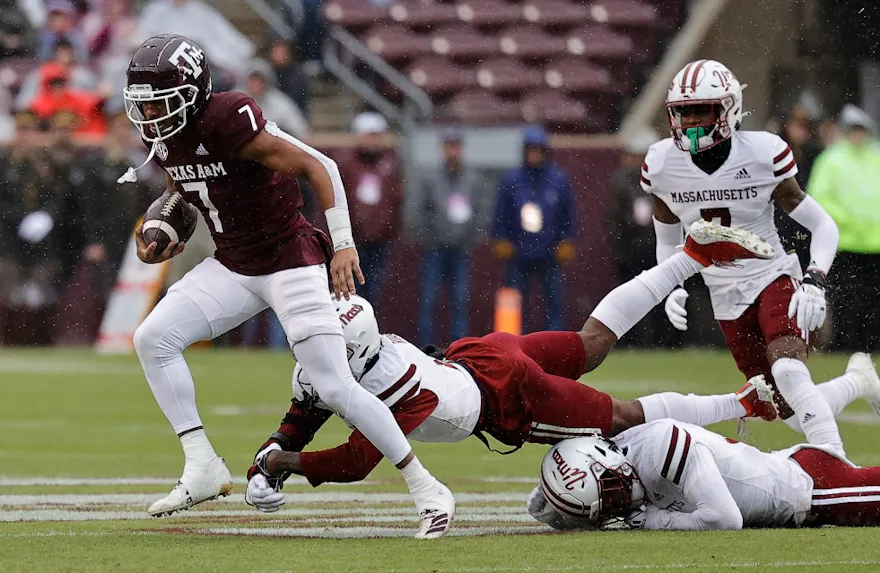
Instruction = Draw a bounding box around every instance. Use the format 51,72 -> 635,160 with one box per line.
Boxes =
133,257 -> 413,465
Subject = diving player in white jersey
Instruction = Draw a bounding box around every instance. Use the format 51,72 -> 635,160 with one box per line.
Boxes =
530,374 -> 880,532
642,59 -> 856,454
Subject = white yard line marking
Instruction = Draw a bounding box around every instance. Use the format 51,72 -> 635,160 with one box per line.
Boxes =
0,492 -> 525,506
0,476 -> 534,487
0,508 -> 533,523
385,561 -> 880,572
200,526 -> 542,539
0,357 -> 141,376
0,476 -> 376,487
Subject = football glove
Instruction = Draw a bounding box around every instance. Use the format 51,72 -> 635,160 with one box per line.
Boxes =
625,505 -> 647,529
525,485 -> 576,530
245,474 -> 285,513
788,268 -> 828,337
664,287 -> 689,331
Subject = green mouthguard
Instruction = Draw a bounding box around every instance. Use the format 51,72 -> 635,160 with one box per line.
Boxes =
685,127 -> 706,155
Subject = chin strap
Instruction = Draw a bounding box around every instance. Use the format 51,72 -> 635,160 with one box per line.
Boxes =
117,140 -> 158,184
684,127 -> 706,155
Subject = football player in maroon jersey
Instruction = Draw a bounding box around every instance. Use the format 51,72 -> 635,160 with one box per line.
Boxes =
121,34 -> 454,538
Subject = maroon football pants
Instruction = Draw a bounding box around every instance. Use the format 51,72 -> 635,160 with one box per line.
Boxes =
793,448 -> 880,527
445,331 -> 613,447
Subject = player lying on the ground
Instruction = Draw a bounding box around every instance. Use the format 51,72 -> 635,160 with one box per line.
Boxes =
121,34 -> 452,538
243,221 -> 852,512
529,362 -> 880,531
644,59 -> 848,455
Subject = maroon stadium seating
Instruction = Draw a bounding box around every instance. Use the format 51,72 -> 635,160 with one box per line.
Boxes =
364,24 -> 432,62
438,89 -> 523,125
455,0 -> 523,30
498,25 -> 568,61
389,0 -> 458,31
474,58 -> 545,94
329,0 -> 672,131
324,0 -> 389,31
520,90 -> 599,132
431,24 -> 501,61
406,57 -> 476,95
521,0 -> 591,31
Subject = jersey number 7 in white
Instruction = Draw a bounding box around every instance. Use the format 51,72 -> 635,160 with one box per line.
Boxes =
238,104 -> 258,131
182,181 -> 223,233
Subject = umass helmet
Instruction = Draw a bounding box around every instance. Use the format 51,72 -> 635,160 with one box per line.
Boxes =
123,34 -> 213,142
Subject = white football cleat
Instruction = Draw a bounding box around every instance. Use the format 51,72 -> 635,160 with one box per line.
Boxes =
413,480 -> 455,539
847,353 -> 880,417
148,456 -> 233,517
684,219 -> 774,267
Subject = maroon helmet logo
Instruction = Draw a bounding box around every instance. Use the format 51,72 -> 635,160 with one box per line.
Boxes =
339,304 -> 364,326
551,449 -> 589,491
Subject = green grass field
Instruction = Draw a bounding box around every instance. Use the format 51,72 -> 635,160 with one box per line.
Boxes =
2,347 -> 880,572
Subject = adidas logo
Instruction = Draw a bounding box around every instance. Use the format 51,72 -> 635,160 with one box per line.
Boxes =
803,412 -> 815,424
734,168 -> 751,180
196,143 -> 209,156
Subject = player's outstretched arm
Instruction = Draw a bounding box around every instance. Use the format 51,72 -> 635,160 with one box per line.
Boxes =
239,129 -> 364,299
773,177 -> 839,335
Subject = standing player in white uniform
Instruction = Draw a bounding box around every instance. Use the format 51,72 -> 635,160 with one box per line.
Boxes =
530,397 -> 880,531
642,59 -> 855,453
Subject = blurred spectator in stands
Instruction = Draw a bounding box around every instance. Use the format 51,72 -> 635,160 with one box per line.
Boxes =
82,0 -> 138,64
1,0 -> 37,58
0,111 -> 72,311
774,106 -> 825,272
17,38 -> 98,110
266,34 -> 310,115
335,112 -> 402,313
79,112 -> 153,270
412,127 -> 491,347
607,125 -> 677,347
0,112 -> 43,302
28,63 -> 106,136
297,0 -> 326,70
809,104 -> 880,352
241,59 -> 309,139
138,0 -> 255,85
38,0 -> 86,62
491,126 -> 575,332
0,82 -> 13,144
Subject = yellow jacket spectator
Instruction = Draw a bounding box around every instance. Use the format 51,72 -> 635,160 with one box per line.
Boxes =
807,104 -> 880,351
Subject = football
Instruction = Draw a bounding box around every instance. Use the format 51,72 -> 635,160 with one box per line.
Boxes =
141,190 -> 199,253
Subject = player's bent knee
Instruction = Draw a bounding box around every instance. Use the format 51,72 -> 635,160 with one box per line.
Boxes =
766,335 -> 807,363
133,315 -> 188,362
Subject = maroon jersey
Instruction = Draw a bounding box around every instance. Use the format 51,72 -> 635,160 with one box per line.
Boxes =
148,91 -> 330,276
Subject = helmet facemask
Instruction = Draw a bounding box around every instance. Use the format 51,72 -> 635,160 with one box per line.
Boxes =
123,83 -> 199,142
667,95 -> 738,155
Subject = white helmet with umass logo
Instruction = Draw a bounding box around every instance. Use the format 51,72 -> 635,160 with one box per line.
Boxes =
334,294 -> 381,379
540,436 -> 644,527
123,34 -> 213,142
666,59 -> 747,154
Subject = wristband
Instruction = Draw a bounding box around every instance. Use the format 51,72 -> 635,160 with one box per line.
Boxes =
803,267 -> 828,291
325,207 -> 355,252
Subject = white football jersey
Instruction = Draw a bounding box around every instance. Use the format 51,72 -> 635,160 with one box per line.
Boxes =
641,131 -> 803,319
615,420 -> 813,529
292,334 -> 481,443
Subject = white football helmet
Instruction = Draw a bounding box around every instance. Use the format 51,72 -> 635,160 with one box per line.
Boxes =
666,59 -> 747,154
333,294 -> 381,379
539,436 -> 644,527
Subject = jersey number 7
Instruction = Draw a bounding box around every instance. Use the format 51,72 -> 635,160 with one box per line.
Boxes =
700,208 -> 731,227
